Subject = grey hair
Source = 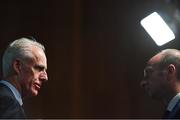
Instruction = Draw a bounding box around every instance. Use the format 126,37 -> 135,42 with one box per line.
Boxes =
2,37 -> 45,77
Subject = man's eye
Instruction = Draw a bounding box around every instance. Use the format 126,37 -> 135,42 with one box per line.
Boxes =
144,69 -> 153,79
34,65 -> 44,71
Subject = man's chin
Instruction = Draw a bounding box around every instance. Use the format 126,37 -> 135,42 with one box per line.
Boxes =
29,89 -> 39,97
22,89 -> 38,98
147,90 -> 152,97
32,91 -> 39,96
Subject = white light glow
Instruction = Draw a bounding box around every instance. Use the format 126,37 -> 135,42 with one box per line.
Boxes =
140,12 -> 175,46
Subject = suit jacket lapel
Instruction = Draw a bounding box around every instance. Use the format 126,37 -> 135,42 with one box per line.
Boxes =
166,99 -> 180,118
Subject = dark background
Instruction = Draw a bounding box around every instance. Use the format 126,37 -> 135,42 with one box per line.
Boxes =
0,0 -> 180,118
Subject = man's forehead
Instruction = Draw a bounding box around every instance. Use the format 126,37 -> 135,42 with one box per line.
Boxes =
30,46 -> 47,67
144,53 -> 163,71
147,53 -> 162,65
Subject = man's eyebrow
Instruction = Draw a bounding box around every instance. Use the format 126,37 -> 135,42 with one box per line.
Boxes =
144,66 -> 153,73
146,66 -> 153,69
144,66 -> 153,70
34,64 -> 47,70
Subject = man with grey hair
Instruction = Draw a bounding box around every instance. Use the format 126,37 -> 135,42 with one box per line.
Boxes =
140,49 -> 180,118
0,37 -> 48,118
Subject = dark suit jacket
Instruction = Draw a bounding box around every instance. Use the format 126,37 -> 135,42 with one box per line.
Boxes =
0,83 -> 26,118
163,99 -> 180,119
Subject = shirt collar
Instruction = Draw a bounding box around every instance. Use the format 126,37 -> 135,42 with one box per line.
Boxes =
0,80 -> 23,106
167,93 -> 180,112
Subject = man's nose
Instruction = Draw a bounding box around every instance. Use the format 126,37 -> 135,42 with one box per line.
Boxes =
40,71 -> 48,82
140,80 -> 147,88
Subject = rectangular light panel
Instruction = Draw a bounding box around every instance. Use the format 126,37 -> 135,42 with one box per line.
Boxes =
140,12 -> 175,46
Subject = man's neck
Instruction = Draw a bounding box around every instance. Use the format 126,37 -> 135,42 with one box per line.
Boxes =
162,91 -> 177,107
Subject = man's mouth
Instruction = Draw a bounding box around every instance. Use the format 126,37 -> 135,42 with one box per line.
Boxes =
34,83 -> 41,90
144,85 -> 150,92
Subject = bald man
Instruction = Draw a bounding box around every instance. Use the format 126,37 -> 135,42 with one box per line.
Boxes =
141,49 -> 180,119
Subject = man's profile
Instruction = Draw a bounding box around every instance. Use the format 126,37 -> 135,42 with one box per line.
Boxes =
0,37 -> 48,118
140,49 -> 180,119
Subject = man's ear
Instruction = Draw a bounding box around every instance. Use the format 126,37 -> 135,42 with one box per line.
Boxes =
167,64 -> 176,76
13,59 -> 22,75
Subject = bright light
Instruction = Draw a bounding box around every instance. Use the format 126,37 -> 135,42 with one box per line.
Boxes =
140,12 -> 175,46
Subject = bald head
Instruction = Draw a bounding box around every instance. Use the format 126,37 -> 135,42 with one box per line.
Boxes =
148,49 -> 180,79
141,49 -> 180,105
